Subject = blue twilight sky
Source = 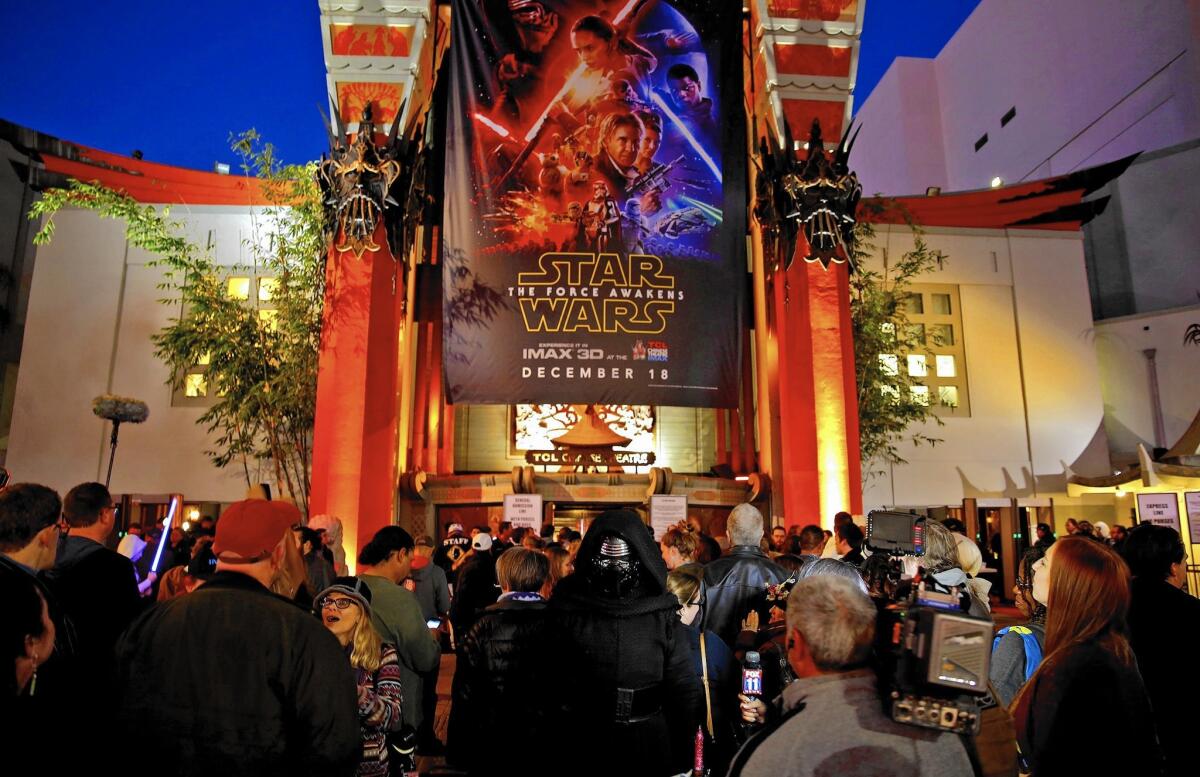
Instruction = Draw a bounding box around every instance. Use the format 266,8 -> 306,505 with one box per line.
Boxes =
0,0 -> 979,171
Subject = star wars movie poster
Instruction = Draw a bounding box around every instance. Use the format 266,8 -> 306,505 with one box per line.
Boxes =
443,0 -> 745,406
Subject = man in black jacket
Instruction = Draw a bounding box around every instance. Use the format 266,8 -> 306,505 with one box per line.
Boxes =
116,499 -> 359,776
702,503 -> 787,645
44,483 -> 141,670
1123,523 -> 1199,777
448,547 -> 553,774
40,482 -> 140,757
450,532 -> 502,638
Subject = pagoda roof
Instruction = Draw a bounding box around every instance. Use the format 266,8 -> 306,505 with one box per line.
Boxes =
2,118 -> 274,206
862,154 -> 1138,232
4,118 -> 1137,229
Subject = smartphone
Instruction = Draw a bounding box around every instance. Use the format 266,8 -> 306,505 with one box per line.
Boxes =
426,618 -> 442,629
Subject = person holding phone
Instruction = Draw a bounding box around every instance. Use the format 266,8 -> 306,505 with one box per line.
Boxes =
407,534 -> 450,754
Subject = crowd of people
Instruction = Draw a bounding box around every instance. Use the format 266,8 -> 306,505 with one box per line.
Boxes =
2,479 -> 1195,777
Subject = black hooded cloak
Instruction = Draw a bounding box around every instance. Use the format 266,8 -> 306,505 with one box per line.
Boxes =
547,509 -> 703,776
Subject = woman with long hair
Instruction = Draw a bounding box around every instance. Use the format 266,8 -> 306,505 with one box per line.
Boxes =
542,543 -> 573,596
316,577 -> 404,777
1012,536 -> 1161,776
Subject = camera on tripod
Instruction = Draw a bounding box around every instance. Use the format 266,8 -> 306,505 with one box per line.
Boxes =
864,510 -> 993,736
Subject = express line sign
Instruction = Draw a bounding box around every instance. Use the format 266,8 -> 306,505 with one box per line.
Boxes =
1136,493 -> 1181,532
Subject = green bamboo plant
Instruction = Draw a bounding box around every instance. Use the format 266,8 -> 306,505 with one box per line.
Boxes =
849,203 -> 947,478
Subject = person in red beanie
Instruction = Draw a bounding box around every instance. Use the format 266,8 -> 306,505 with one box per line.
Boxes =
115,499 -> 360,776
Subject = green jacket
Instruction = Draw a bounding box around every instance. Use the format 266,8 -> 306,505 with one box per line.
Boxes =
360,574 -> 440,729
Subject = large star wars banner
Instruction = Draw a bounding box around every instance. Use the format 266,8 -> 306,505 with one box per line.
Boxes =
442,0 -> 745,406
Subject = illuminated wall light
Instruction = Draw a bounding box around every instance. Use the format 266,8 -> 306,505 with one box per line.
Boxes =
990,176 -> 1004,188
734,475 -> 750,482
1115,487 -> 1126,497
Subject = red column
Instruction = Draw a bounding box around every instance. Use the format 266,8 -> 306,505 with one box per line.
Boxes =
806,260 -> 863,518
773,263 -> 820,527
309,224 -> 406,564
770,255 -> 864,528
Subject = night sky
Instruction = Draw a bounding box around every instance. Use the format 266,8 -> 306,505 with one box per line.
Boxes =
0,0 -> 980,171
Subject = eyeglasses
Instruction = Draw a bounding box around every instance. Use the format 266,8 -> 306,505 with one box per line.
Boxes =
318,597 -> 357,611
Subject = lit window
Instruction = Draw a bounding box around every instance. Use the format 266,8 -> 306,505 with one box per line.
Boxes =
259,309 -> 279,330
930,324 -> 954,346
910,385 -> 930,406
905,284 -> 969,417
258,278 -> 280,303
227,277 -> 251,300
879,354 -> 899,376
905,323 -> 926,345
184,373 -> 208,398
881,385 -> 899,403
903,294 -> 924,315
197,352 -> 211,366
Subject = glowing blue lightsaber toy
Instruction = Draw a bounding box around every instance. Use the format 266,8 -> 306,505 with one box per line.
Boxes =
149,495 -> 180,574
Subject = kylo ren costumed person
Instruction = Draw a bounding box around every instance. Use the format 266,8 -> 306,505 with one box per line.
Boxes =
547,509 -> 702,776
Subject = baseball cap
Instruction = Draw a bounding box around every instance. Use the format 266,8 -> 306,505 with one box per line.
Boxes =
314,576 -> 373,614
473,533 -> 493,551
187,546 -> 218,580
213,499 -> 300,563
448,523 -> 465,535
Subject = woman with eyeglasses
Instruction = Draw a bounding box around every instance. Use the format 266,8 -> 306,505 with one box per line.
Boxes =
989,546 -> 1048,707
315,577 -> 404,777
666,564 -> 737,775
1011,537 -> 1162,776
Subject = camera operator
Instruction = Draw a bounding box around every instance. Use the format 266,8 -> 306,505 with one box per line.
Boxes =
729,575 -> 974,776
910,520 -> 991,619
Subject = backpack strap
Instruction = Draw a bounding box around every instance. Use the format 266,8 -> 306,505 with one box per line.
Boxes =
699,631 -> 715,739
992,625 -> 1043,684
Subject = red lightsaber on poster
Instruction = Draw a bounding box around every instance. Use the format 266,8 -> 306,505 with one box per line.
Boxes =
493,0 -> 651,191
149,495 -> 180,574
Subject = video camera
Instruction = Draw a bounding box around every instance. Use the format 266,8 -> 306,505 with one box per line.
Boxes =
864,510 -> 993,736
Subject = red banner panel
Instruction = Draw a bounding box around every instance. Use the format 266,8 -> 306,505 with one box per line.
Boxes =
766,0 -> 857,22
773,42 -> 852,77
781,98 -> 845,141
330,24 -> 413,57
335,81 -> 405,124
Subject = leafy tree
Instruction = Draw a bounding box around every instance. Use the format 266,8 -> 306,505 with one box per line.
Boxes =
849,203 -> 946,477
30,131 -> 323,513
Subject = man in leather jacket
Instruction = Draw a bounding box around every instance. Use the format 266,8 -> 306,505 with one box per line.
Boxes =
702,503 -> 788,646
